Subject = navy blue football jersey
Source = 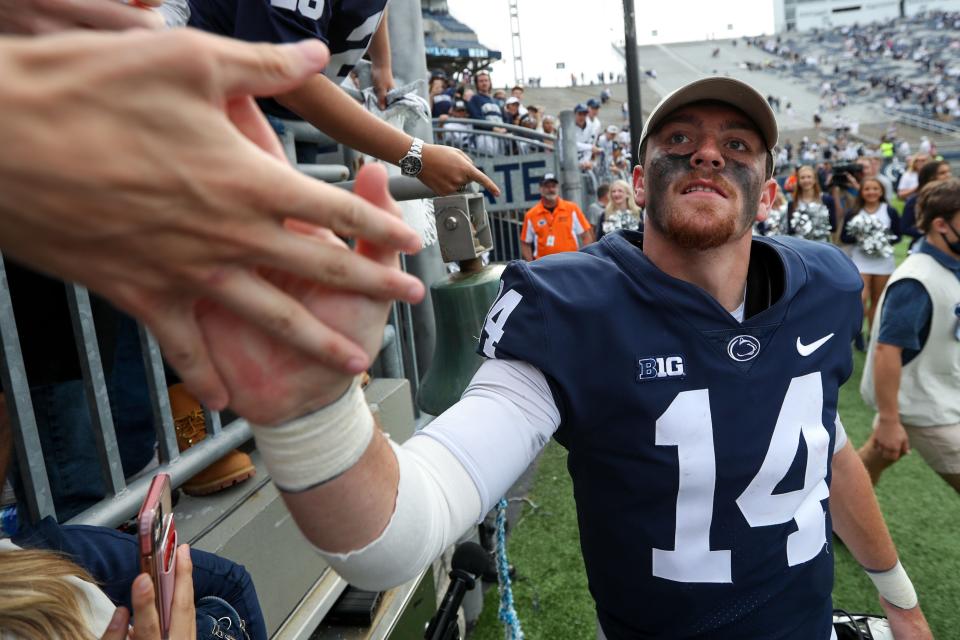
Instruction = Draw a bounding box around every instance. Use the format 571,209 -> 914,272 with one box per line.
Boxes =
477,231 -> 863,639
467,93 -> 504,123
188,0 -> 386,118
432,92 -> 453,118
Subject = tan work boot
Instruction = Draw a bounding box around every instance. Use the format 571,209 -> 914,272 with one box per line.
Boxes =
168,384 -> 256,496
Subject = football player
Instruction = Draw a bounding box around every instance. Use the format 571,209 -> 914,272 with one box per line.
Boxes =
196,80 -> 933,639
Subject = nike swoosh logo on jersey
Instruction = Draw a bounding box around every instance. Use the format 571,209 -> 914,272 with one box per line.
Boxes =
796,333 -> 835,356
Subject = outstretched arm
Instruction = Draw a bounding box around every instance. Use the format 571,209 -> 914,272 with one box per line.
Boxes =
367,8 -> 394,109
250,358 -> 556,589
831,442 -> 931,639
277,74 -> 499,197
0,0 -> 163,34
195,192 -> 556,581
0,30 -> 424,409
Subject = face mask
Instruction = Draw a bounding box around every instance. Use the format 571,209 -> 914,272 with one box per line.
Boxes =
941,220 -> 960,255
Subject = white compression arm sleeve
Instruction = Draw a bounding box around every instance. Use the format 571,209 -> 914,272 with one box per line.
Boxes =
314,359 -> 560,590
423,359 -> 560,514
834,414 -> 848,453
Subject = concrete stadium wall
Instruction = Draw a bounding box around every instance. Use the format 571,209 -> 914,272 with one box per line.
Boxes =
793,0 -> 899,31
905,0 -> 960,13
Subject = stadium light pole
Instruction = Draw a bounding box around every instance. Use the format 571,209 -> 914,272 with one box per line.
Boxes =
622,0 -> 643,169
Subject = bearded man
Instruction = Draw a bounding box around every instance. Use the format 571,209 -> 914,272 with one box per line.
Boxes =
193,79 -> 933,640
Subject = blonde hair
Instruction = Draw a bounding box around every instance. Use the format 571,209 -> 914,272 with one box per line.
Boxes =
0,549 -> 99,640
605,180 -> 642,218
791,165 -> 822,204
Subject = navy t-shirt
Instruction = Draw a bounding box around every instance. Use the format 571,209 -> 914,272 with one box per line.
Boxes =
478,232 -> 863,639
432,92 -> 453,118
188,0 -> 387,118
878,239 -> 960,364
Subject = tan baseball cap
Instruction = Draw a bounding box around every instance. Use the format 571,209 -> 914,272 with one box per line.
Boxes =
638,76 -> 778,170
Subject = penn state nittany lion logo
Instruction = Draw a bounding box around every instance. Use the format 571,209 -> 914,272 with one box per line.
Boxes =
727,335 -> 761,362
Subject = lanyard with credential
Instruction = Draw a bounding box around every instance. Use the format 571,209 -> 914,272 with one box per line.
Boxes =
542,206 -> 560,248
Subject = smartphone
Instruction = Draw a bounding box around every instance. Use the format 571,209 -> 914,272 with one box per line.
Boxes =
137,473 -> 177,638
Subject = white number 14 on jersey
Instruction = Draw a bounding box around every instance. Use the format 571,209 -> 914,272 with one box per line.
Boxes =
654,372 -> 830,583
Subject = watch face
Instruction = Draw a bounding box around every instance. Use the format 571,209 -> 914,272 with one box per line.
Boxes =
400,156 -> 423,176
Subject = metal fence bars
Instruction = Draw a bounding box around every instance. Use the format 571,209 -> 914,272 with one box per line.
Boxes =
0,254 -> 411,529
433,118 -> 563,262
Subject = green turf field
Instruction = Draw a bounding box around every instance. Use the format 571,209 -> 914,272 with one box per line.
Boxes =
471,240 -> 960,639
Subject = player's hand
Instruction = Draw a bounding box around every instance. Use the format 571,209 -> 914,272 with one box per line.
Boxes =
196,164 -> 409,426
371,62 -> 396,110
100,544 -> 196,640
879,598 -> 932,640
0,30 -> 424,411
873,415 -> 910,461
0,0 -> 164,34
420,143 -> 500,196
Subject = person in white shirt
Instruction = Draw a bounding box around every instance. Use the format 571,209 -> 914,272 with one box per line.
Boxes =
510,85 -> 529,119
597,125 -> 619,172
585,98 -> 603,141
574,103 -> 599,168
898,154 -> 929,199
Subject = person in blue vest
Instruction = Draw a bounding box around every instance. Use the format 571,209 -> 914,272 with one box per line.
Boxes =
194,81 -> 933,640
859,178 -> 960,492
187,0 -> 498,196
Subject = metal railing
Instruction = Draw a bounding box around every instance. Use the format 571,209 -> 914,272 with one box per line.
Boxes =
883,108 -> 960,138
431,118 -> 556,157
430,116 -> 583,263
0,256 -> 253,528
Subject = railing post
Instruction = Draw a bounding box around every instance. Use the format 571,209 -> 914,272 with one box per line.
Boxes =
65,284 -> 125,496
386,0 -> 442,390
387,0 -> 429,91
559,110 -> 585,210
137,325 -> 179,464
0,256 -> 55,523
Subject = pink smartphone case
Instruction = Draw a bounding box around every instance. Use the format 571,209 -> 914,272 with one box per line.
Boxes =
156,525 -> 177,635
137,474 -> 177,637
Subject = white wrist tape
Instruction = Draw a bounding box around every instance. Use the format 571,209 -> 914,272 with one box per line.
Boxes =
251,379 -> 374,492
865,560 -> 918,609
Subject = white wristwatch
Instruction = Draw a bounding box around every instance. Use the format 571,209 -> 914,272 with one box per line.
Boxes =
399,137 -> 424,177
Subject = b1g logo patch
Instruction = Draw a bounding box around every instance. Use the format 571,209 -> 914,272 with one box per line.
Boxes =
727,335 -> 761,362
637,355 -> 686,381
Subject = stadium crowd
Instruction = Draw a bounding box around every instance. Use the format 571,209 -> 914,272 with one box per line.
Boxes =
429,67 -> 634,206
745,10 -> 960,123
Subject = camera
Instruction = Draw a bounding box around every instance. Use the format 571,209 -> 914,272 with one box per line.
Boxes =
829,164 -> 863,189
